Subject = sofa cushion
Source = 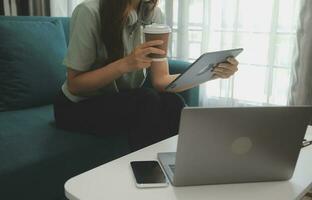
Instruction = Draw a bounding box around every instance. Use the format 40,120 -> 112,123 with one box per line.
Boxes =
0,16 -> 70,45
0,105 -> 130,200
0,19 -> 67,111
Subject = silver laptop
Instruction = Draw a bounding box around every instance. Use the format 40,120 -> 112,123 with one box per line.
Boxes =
158,106 -> 312,186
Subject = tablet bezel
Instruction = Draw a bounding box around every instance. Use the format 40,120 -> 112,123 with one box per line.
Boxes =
165,48 -> 244,91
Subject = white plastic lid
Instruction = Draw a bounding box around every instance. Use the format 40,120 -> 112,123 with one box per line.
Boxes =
143,24 -> 172,34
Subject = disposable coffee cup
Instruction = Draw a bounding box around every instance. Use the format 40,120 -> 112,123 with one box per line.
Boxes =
143,24 -> 172,62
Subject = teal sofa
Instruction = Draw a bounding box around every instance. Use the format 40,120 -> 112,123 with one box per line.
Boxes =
0,16 -> 199,200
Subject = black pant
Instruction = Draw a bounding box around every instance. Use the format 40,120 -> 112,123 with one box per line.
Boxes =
53,88 -> 185,151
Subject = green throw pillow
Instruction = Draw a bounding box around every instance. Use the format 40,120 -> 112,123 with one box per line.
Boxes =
0,19 -> 67,111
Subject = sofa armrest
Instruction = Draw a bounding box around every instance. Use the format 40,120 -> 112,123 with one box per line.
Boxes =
168,59 -> 199,107
143,59 -> 199,107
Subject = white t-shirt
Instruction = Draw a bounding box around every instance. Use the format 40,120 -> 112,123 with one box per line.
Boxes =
62,0 -> 165,102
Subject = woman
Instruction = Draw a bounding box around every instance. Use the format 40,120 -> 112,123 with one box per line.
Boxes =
53,0 -> 239,151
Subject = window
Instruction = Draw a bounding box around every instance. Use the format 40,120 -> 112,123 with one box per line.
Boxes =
159,0 -> 301,105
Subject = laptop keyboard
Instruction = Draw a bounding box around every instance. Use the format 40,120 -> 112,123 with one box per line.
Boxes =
169,164 -> 175,173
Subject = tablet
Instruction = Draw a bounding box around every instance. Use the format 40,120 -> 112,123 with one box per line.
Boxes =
165,48 -> 244,92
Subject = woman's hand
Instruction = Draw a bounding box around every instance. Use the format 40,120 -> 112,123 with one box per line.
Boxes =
121,40 -> 165,73
213,57 -> 239,79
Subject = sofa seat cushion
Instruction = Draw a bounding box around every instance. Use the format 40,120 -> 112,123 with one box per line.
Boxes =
0,19 -> 67,111
0,105 -> 130,199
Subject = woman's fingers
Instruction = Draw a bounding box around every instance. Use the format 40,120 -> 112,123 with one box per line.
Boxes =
213,66 -> 236,79
138,40 -> 165,57
215,63 -> 238,73
227,57 -> 239,66
141,47 -> 166,56
213,71 -> 232,79
140,40 -> 164,48
213,66 -> 238,74
126,41 -> 166,71
212,57 -> 239,79
212,74 -> 220,80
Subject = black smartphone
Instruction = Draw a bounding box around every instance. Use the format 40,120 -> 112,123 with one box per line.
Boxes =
130,161 -> 168,188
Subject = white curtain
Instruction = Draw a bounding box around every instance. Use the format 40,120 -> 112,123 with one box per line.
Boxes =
159,0 -> 301,106
3,0 -> 16,16
289,0 -> 312,106
50,0 -> 83,17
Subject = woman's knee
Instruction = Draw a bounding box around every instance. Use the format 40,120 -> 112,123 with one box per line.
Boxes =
133,88 -> 161,104
160,92 -> 186,111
